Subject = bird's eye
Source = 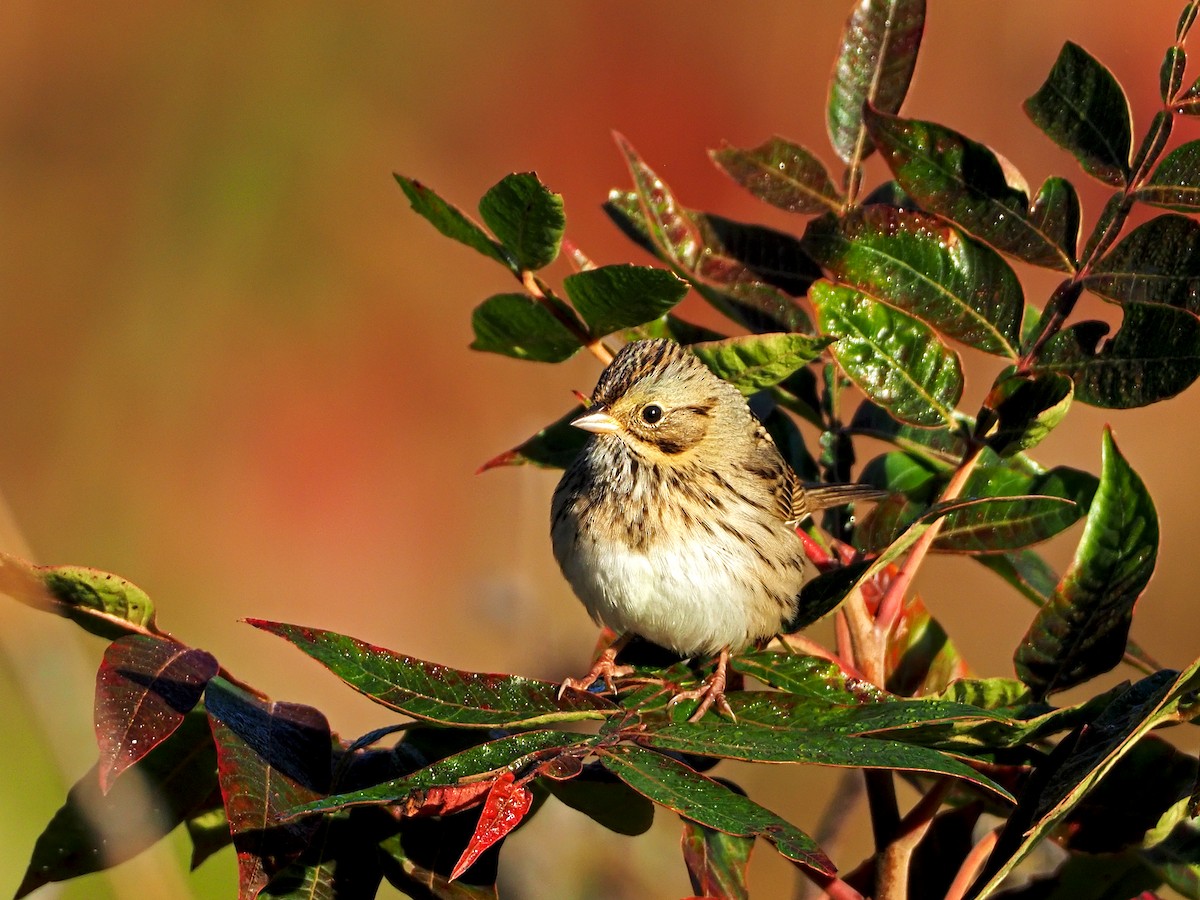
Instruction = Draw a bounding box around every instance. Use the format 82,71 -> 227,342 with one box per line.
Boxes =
641,404 -> 663,425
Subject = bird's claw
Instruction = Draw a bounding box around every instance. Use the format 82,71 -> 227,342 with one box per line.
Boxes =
668,648 -> 735,722
558,645 -> 635,699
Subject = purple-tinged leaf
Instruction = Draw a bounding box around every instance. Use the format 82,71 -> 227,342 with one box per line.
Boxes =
470,292 -> 582,363
95,634 -> 219,793
562,263 -> 687,336
812,280 -> 963,427
690,333 -> 831,394
249,620 -> 616,727
207,677 -> 332,900
1024,42 -> 1132,186
0,552 -> 157,641
598,745 -> 834,874
803,206 -> 1024,356
865,108 -> 1076,271
711,137 -> 842,214
476,406 -> 585,473
1162,46 -> 1187,104
395,175 -> 509,269
1032,303 -> 1200,408
16,711 -> 218,900
682,820 -> 753,900
615,133 -> 704,270
1085,214 -> 1200,312
1014,429 -> 1158,698
477,173 -> 565,272
1136,141 -> 1200,212
827,0 -> 926,164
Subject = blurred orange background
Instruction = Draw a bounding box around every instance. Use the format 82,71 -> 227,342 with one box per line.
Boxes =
1,4 -> 1197,898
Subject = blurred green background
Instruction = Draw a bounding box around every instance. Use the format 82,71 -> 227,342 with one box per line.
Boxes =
1,4 -> 1196,898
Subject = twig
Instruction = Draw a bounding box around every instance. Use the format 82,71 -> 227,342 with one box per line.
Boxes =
796,771 -> 866,900
875,780 -> 950,900
521,270 -> 612,365
944,825 -> 1000,900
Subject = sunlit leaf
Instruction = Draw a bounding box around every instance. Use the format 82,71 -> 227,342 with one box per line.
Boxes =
711,136 -> 841,214
562,264 -> 688,336
1014,429 -> 1158,698
981,369 -> 1074,456
450,772 -> 534,881
1085,214 -> 1200,311
886,594 -> 968,696
682,820 -> 753,900
1137,140 -> 1200,211
476,406 -> 586,473
847,400 -> 968,463
395,175 -> 509,269
812,280 -> 963,427
250,620 -> 615,727
803,206 -> 1023,356
1033,303 -> 1200,408
470,293 -> 582,363
827,0 -> 926,163
477,173 -> 564,271
690,333 -> 830,394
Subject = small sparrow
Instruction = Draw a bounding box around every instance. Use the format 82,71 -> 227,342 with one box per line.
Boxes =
551,338 -> 879,719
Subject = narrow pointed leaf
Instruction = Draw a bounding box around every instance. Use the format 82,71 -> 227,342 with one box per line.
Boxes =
395,175 -> 509,269
1085,214 -> 1200,311
812,280 -> 963,427
562,264 -> 687,336
690,333 -> 830,394
0,552 -> 157,640
1032,303 -> 1200,407
17,711 -> 218,899
1024,41 -> 1132,186
476,406 -> 586,472
470,292 -> 582,363
477,173 -> 564,271
206,677 -> 331,900
682,820 -> 753,900
1131,110 -> 1173,185
803,206 -> 1023,356
827,0 -> 926,163
449,772 -> 533,882
711,137 -> 842,214
1014,429 -> 1158,698
598,745 -> 834,874
1162,46 -> 1187,101
95,634 -> 219,793
864,108 -> 1076,271
249,620 -> 615,727
1137,140 -> 1200,211
1174,75 -> 1200,115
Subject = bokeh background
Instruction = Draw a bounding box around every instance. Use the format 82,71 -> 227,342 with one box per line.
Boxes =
1,4 -> 1197,898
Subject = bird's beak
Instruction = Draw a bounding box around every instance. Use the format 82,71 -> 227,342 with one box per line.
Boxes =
571,407 -> 620,434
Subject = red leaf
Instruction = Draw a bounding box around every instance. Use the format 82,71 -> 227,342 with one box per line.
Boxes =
95,634 -> 219,793
449,771 -> 533,882
402,781 -> 493,818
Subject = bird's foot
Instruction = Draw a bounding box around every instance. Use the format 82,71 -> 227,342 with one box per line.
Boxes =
668,648 -> 735,722
558,642 -> 635,699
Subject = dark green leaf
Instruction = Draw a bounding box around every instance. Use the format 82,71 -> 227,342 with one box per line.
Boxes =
1163,47 -> 1188,102
1085,214 -> 1200,311
562,264 -> 687,337
16,711 -> 218,900
1081,192 -> 1132,267
700,213 -> 823,296
249,620 -> 616,727
732,651 -> 882,703
95,635 -> 219,793
598,745 -> 833,873
1033,303 -> 1200,407
545,773 -> 655,837
827,0 -> 926,163
1024,42 -> 1132,185
631,313 -> 726,346
185,805 -> 232,871
711,137 -> 842,214
395,174 -> 509,269
476,173 -> 564,271
935,483 -> 1091,554
690,333 -> 830,394
681,820 -> 753,900
812,280 -> 963,427
1137,140 -> 1200,211
1131,111 -> 1173,185
803,206 -> 1024,356
1175,74 -> 1200,115
860,450 -> 946,497
476,406 -> 586,473
787,560 -> 874,630
470,293 -> 582,363
981,369 -> 1074,456
847,400 -> 968,463
1014,429 -> 1158,697
976,550 -> 1059,605
864,108 -> 1076,271
261,813 -> 385,900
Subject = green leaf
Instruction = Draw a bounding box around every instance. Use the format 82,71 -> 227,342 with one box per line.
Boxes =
690,333 -> 830,394
935,677 -> 1031,711
1014,428 -> 1158,698
1085,214 -> 1200,312
395,174 -> 510,269
812,280 -> 963,427
847,400 -> 968,463
249,620 -> 616,727
1162,46 -> 1188,102
827,0 -> 925,164
598,745 -> 834,874
470,293 -> 582,363
562,264 -> 687,337
681,820 -> 753,900
1033,303 -> 1200,407
803,206 -> 1024,356
711,136 -> 842,214
260,815 -> 385,900
976,549 -> 1059,605
0,553 -> 157,641
860,450 -> 946,497
981,369 -> 1074,456
864,108 -> 1077,271
476,173 -> 564,271
544,772 -> 655,837
476,406 -> 587,472
1136,140 -> 1200,211
1024,42 -> 1132,186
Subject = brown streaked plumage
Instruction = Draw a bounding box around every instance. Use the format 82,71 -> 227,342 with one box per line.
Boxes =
550,338 -> 880,719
